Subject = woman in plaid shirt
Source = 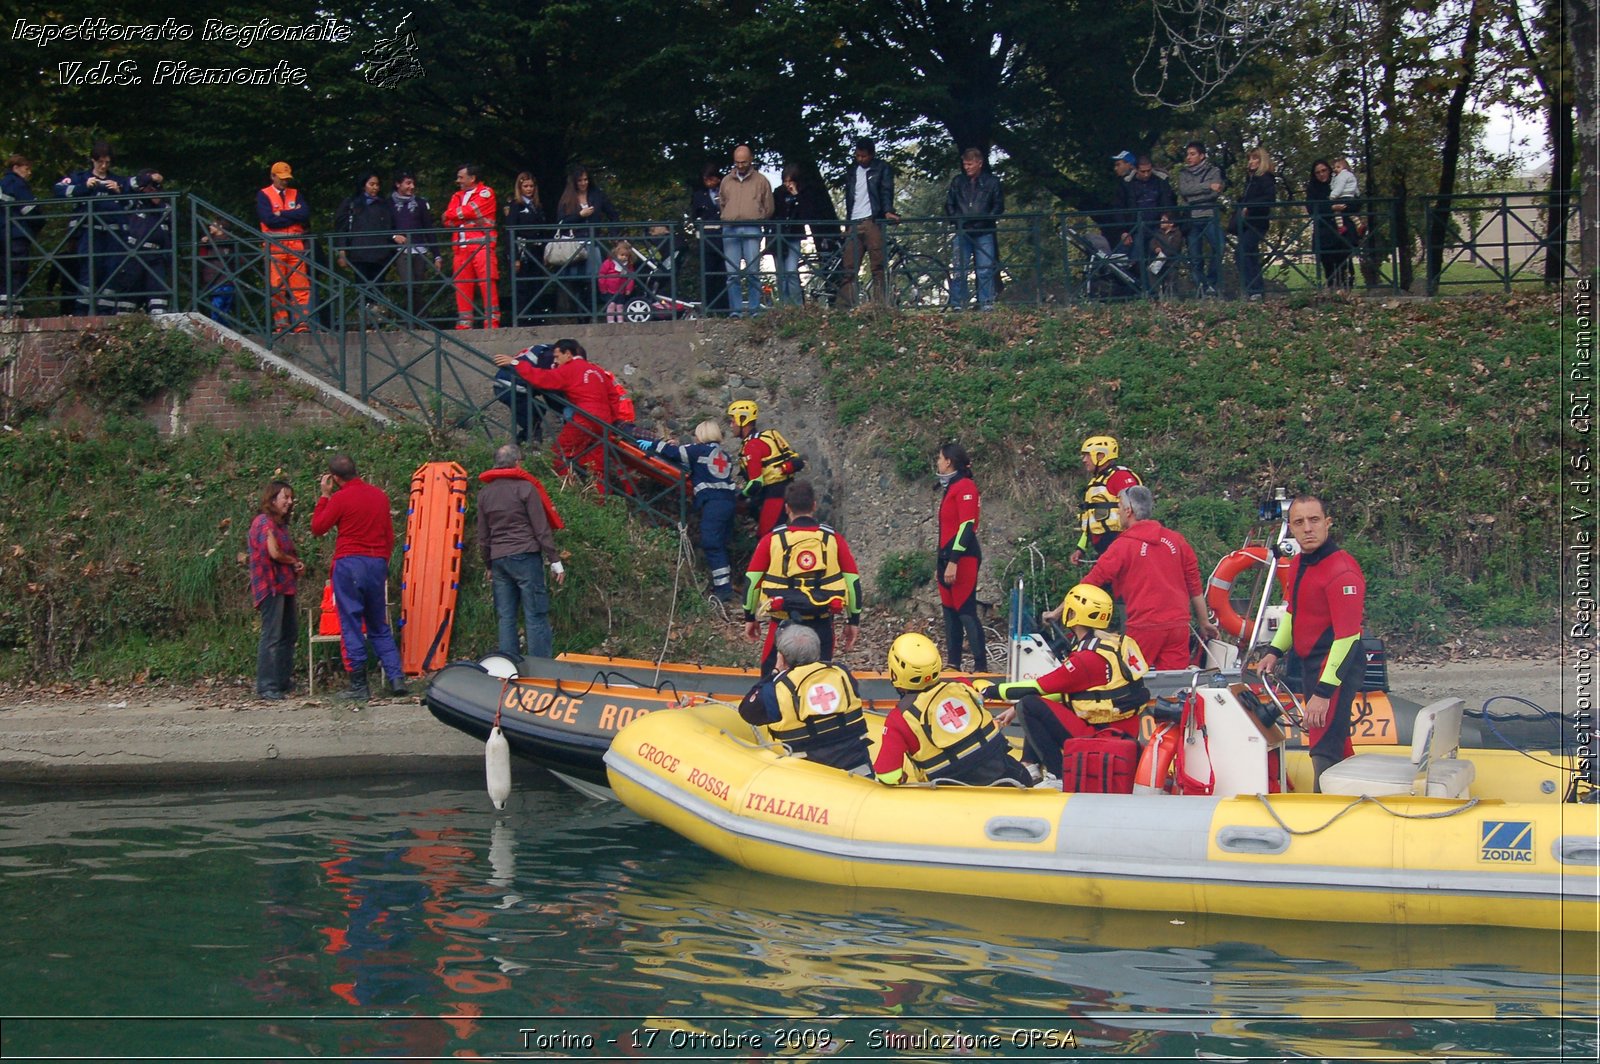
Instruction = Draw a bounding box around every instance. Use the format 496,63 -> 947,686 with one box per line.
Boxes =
249,480 -> 305,701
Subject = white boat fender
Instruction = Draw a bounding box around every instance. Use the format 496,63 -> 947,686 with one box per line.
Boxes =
486,726 -> 512,809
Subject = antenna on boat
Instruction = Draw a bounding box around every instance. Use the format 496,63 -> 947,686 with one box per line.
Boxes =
1242,487 -> 1295,659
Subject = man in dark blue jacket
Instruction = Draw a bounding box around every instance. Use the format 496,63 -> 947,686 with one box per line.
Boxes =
944,148 -> 1004,311
389,170 -> 443,319
111,170 -> 173,314
54,142 -> 130,315
1,155 -> 44,313
839,139 -> 899,307
1116,156 -> 1176,293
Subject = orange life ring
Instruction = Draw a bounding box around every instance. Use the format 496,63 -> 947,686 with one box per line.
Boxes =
1205,546 -> 1291,640
1132,722 -> 1180,794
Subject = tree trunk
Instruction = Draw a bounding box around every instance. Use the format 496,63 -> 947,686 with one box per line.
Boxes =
1426,0 -> 1487,292
1568,0 -> 1599,271
1545,90 -> 1576,283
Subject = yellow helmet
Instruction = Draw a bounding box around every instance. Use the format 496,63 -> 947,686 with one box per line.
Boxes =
727,399 -> 760,428
887,633 -> 942,691
1061,583 -> 1114,630
1080,434 -> 1119,465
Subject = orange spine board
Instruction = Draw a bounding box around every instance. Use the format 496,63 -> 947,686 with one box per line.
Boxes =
399,461 -> 469,676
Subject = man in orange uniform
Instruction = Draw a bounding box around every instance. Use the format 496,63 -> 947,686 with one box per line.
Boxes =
443,163 -> 499,329
493,339 -> 623,490
256,161 -> 311,332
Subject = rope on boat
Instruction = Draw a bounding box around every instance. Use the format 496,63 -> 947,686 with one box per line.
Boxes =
652,522 -> 696,681
1476,695 -> 1582,775
1253,792 -> 1481,836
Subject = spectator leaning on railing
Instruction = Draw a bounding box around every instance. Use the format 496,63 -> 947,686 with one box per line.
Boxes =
718,145 -> 773,318
1234,146 -> 1277,301
389,169 -> 443,317
1176,140 -> 1225,298
839,138 -> 899,308
944,147 -> 1004,311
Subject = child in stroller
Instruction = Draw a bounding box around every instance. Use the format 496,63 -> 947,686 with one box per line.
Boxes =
613,226 -> 698,323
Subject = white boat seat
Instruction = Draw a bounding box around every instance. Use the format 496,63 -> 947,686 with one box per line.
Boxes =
1319,697 -> 1474,798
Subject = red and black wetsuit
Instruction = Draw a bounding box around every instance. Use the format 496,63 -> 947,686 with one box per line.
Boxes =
937,471 -> 986,671
1268,540 -> 1365,763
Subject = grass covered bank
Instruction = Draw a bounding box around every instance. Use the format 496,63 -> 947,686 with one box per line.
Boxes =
0,419 -> 730,684
770,293 -> 1562,645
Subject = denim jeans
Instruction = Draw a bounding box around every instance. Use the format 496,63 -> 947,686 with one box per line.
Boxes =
950,230 -> 997,308
491,552 -> 552,659
722,224 -> 764,315
1186,212 -> 1223,290
331,555 -> 404,681
256,592 -> 298,695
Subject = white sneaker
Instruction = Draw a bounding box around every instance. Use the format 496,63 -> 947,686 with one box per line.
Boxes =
1023,762 -> 1044,784
1032,774 -> 1061,790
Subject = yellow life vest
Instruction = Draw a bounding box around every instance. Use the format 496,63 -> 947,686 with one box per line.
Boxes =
898,680 -> 1009,782
768,661 -> 866,748
1070,631 -> 1152,724
1079,465 -> 1138,537
761,524 -> 847,619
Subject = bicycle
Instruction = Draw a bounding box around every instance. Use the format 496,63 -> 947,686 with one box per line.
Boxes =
798,229 -> 949,309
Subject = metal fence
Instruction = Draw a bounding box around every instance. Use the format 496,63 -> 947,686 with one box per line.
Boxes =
3,190 -> 1580,327
1418,189 -> 1580,293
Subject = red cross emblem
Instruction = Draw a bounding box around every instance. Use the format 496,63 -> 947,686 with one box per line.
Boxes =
937,699 -> 969,731
808,683 -> 840,715
708,450 -> 731,477
796,549 -> 817,570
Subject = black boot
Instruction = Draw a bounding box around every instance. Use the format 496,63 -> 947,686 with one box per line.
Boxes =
943,607 -> 964,670
337,671 -> 370,702
961,612 -> 988,673
387,675 -> 412,698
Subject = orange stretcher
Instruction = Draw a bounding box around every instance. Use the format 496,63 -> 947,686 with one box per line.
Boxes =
398,461 -> 469,676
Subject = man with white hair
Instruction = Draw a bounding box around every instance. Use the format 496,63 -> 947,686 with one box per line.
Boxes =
737,623 -> 872,772
1080,484 -> 1220,669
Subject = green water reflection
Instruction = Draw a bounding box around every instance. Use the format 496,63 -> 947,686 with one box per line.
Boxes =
0,773 -> 1594,1060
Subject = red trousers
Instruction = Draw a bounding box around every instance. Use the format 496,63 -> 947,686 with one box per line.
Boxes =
452,243 -> 499,329
1127,623 -> 1192,671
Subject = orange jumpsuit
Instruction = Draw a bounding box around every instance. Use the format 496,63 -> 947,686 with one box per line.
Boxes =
443,182 -> 500,329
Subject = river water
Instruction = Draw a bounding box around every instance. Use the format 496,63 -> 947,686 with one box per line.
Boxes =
1,770 -> 1595,1061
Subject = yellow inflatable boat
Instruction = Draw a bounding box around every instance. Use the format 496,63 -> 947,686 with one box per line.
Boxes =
605,684 -> 1599,932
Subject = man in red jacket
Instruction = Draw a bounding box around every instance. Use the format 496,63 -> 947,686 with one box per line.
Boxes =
310,454 -> 407,702
1079,484 -> 1220,669
493,339 -> 624,491
442,163 -> 499,330
1252,494 -> 1366,790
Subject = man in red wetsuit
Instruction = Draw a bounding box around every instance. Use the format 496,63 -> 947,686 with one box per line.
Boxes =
727,399 -> 805,536
936,441 -> 985,672
1070,434 -> 1142,564
442,163 -> 499,329
743,480 -> 861,676
310,454 -> 408,702
1079,484 -> 1220,669
493,339 -> 624,491
1252,494 -> 1365,791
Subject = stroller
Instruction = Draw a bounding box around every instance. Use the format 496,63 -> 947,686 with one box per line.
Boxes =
1064,223 -> 1140,300
618,234 -> 698,323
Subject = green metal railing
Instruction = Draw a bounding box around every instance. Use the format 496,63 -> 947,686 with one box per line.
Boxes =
1419,189 -> 1579,293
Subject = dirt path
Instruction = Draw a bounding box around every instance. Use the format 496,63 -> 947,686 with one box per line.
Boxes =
0,656 -> 1575,786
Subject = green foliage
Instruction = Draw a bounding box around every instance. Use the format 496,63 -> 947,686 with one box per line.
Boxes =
876,551 -> 933,602
71,318 -> 223,414
812,294 -> 1561,648
0,420 -> 737,682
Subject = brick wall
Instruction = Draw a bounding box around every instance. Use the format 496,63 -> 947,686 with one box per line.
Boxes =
2,315 -> 353,435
